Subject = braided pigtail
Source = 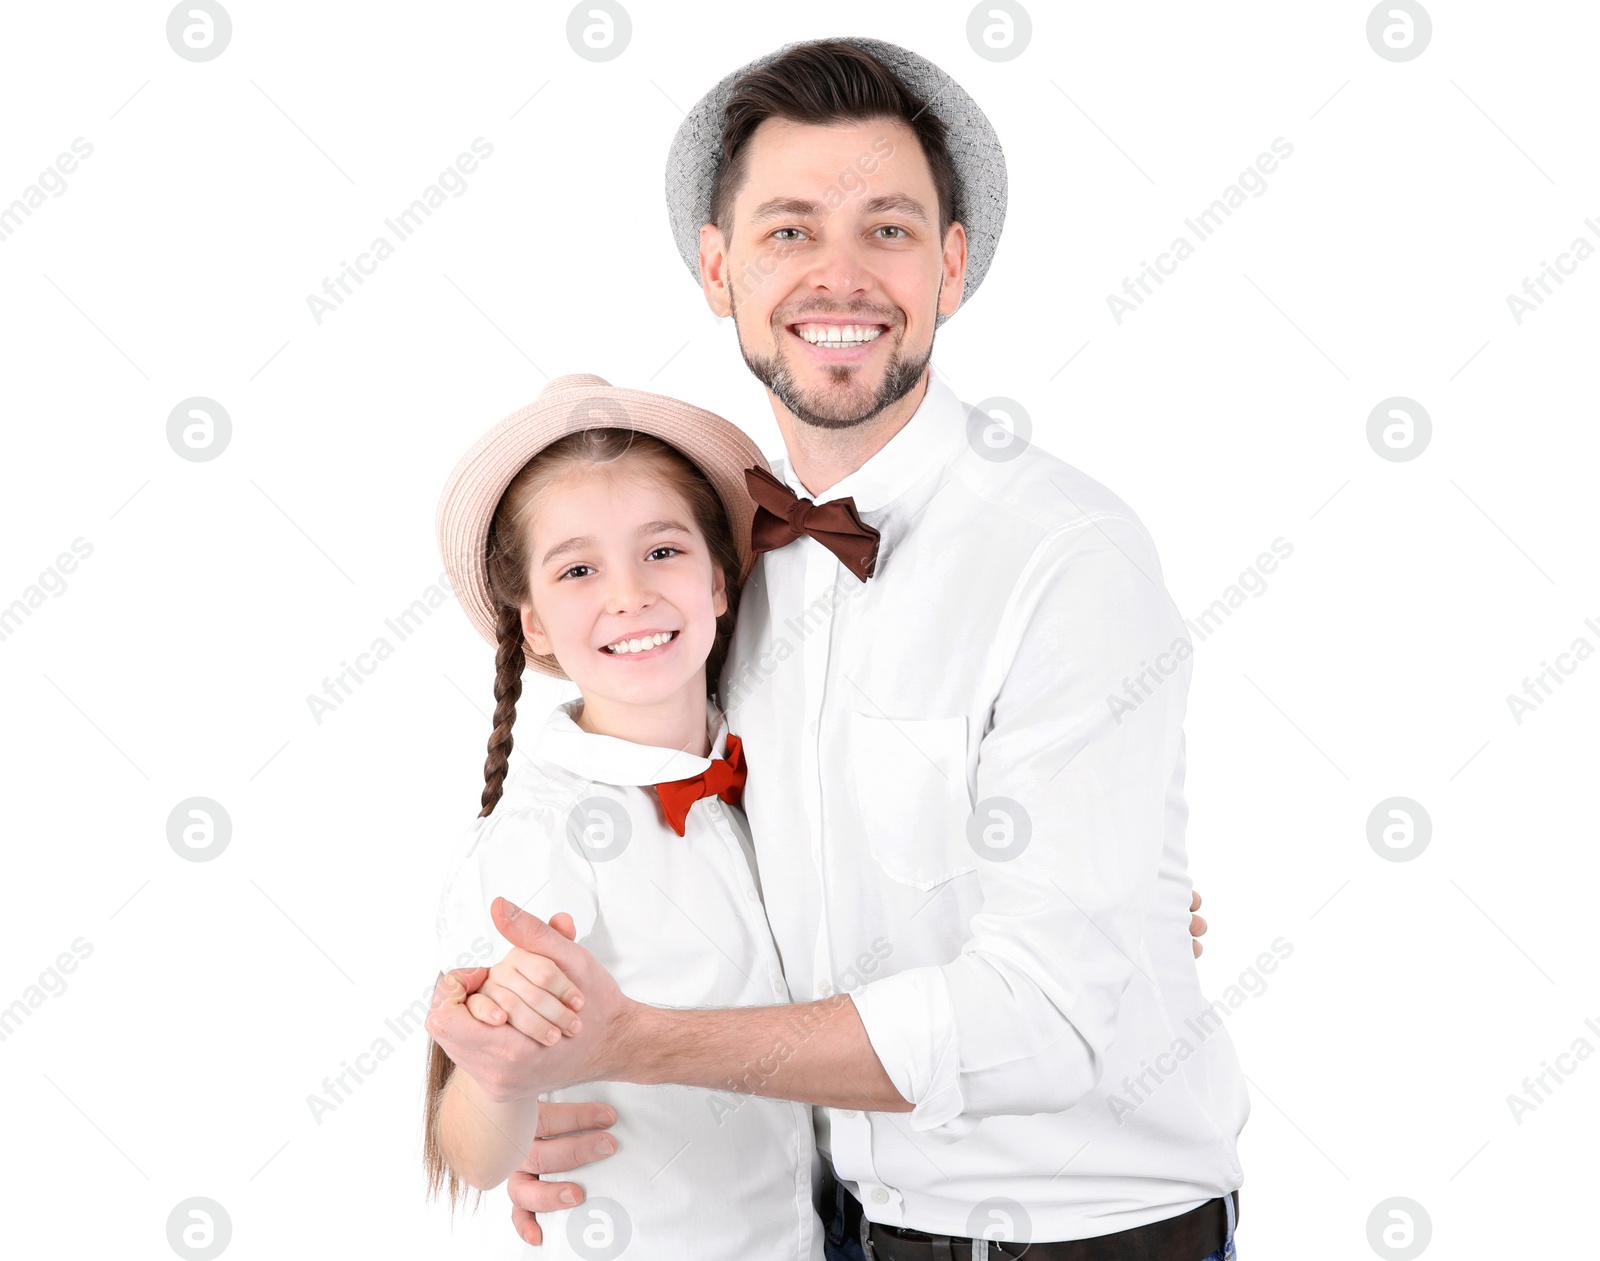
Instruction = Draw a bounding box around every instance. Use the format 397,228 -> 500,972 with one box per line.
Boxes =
480,602 -> 526,818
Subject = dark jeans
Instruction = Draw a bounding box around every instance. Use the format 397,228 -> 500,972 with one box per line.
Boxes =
819,1170 -> 867,1261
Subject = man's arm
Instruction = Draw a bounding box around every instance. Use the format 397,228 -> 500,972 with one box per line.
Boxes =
440,887 -> 1209,1112
627,992 -> 912,1110
428,898 -> 912,1110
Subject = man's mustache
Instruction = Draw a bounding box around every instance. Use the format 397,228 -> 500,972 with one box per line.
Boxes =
774,310 -> 899,327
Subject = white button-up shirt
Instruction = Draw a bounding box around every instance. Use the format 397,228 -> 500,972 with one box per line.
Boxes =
435,697 -> 823,1260
718,363 -> 1249,1241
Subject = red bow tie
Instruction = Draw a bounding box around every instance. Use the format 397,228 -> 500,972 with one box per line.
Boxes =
744,465 -> 881,582
653,734 -> 747,836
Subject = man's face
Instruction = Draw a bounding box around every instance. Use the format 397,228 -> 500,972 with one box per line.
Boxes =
702,117 -> 966,431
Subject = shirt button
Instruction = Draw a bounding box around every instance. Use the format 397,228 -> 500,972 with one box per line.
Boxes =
807,718 -> 818,734
706,801 -> 721,816
840,1109 -> 858,1118
745,887 -> 759,901
870,1188 -> 889,1205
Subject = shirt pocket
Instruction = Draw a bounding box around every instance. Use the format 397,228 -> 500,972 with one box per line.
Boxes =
851,713 -> 976,890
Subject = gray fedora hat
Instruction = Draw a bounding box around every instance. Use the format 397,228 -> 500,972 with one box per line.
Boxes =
664,35 -> 1007,326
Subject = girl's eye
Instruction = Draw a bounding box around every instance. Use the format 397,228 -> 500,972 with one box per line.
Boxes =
558,564 -> 594,581
647,546 -> 681,561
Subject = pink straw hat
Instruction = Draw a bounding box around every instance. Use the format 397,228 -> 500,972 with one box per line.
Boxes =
436,373 -> 770,680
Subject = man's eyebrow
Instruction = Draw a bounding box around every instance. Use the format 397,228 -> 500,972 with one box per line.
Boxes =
860,193 -> 930,225
540,520 -> 693,567
748,197 -> 826,225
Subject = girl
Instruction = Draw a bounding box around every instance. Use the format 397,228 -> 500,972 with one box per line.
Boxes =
422,374 -> 824,1259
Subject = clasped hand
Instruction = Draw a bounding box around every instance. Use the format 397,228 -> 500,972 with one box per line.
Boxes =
425,897 -> 637,1104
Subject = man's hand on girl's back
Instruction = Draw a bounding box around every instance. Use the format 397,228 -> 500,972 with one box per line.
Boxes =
505,1101 -> 621,1246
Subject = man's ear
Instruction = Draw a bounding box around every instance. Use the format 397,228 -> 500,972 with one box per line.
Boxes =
521,603 -> 552,656
938,220 -> 969,318
700,222 -> 732,318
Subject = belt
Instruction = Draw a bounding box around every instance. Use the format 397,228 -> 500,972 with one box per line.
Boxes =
836,1183 -> 1238,1261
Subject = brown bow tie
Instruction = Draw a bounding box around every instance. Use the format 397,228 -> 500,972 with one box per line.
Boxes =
744,465 -> 881,581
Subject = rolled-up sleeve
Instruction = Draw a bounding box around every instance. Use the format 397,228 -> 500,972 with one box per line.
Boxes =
851,513 -> 1190,1134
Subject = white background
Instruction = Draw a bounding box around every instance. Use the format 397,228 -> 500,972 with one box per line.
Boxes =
1,1 -> 1595,1257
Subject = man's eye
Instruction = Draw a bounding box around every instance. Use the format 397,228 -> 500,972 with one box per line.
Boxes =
772,228 -> 805,241
876,225 -> 907,239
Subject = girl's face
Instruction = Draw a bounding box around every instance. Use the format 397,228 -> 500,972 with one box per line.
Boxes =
520,463 -> 728,710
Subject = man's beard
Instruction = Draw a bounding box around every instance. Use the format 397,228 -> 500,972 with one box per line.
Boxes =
730,289 -> 935,431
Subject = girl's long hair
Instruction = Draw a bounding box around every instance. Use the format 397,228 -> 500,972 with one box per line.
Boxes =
422,427 -> 744,1207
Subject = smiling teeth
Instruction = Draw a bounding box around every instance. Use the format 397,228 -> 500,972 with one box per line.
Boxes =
604,631 -> 675,654
796,324 -> 884,346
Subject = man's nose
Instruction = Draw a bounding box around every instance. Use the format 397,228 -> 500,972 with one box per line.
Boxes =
803,226 -> 872,297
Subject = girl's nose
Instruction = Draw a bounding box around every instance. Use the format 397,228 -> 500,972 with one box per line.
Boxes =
605,565 -> 656,613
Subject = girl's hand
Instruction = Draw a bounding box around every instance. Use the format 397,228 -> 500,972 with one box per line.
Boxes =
462,987 -> 513,1028
467,912 -> 585,1046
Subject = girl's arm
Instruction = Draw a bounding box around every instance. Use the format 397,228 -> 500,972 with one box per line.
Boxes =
428,934 -> 586,1191
436,1044 -> 544,1190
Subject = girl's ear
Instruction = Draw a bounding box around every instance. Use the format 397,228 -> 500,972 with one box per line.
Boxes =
521,603 -> 552,655
712,566 -> 728,619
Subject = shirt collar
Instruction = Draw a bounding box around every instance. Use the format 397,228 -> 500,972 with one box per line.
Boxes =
532,697 -> 731,787
773,363 -> 968,514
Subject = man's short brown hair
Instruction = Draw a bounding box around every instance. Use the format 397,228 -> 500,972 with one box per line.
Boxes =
709,39 -> 957,243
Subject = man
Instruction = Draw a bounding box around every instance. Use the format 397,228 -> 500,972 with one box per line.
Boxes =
428,36 -> 1246,1259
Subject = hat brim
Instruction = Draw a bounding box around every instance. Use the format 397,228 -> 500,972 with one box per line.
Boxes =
437,374 -> 770,681
664,35 -> 1007,327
